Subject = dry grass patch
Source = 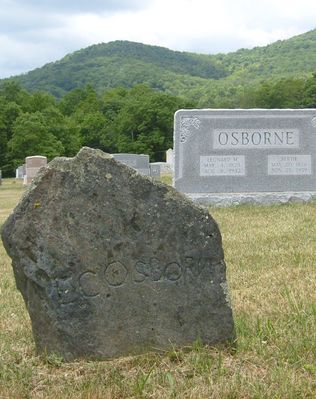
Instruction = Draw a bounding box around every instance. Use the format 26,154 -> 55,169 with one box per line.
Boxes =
0,179 -> 315,398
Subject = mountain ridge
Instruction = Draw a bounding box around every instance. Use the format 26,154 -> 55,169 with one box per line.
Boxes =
2,28 -> 316,99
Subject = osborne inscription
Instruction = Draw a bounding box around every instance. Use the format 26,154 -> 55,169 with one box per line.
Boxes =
213,129 -> 299,149
174,109 -> 316,202
78,256 -> 215,298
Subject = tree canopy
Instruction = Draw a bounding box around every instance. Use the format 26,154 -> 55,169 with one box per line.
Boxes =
0,83 -> 191,176
1,73 -> 316,176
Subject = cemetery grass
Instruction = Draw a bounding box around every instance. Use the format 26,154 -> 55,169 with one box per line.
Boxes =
0,179 -> 315,399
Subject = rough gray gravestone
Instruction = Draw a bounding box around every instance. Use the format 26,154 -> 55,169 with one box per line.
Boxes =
174,109 -> 316,205
1,147 -> 234,361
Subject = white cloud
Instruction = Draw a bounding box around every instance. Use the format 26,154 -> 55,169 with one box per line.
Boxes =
0,34 -> 64,78
4,0 -> 151,13
60,0 -> 316,53
0,0 -> 315,78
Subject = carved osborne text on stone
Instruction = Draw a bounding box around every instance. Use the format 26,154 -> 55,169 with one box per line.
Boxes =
77,257 -> 221,297
213,129 -> 299,149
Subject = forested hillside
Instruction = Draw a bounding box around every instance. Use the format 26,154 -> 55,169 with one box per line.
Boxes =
3,29 -> 316,103
213,28 -> 316,80
1,29 -> 316,177
7,41 -> 227,98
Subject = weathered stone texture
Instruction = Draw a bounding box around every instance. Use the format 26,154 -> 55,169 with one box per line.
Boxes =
1,147 -> 234,360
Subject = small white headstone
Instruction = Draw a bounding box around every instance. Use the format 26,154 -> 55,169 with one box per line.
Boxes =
166,148 -> 174,166
16,164 -> 25,179
150,163 -> 161,180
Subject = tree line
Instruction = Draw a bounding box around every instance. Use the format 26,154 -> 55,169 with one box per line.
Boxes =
0,82 -> 191,176
0,74 -> 315,177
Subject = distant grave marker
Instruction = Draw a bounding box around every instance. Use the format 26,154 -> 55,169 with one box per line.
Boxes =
166,148 -> 174,167
112,153 -> 150,176
16,164 -> 26,179
151,162 -> 172,174
24,156 -> 47,185
149,163 -> 161,180
174,109 -> 316,205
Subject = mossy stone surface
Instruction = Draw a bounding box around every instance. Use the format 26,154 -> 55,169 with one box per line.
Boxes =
1,147 -> 235,360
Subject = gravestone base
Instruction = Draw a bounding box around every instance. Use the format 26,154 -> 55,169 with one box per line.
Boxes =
188,191 -> 316,207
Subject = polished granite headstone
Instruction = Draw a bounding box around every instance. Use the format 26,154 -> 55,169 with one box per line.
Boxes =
174,109 -> 316,205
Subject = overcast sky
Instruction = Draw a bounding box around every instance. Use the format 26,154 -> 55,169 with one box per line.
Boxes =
1,0 -> 315,79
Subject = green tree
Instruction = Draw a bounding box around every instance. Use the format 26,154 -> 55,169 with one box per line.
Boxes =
75,111 -> 109,150
30,91 -> 57,112
252,78 -> 305,108
0,81 -> 32,112
8,112 -> 64,165
110,85 -> 189,160
0,97 -> 23,176
59,85 -> 101,116
0,101 -> 8,174
42,106 -> 81,156
302,73 -> 316,107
